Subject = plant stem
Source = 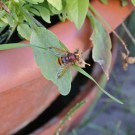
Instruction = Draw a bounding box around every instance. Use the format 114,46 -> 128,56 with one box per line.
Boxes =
0,30 -> 9,43
89,4 -> 129,56
20,6 -> 37,30
55,100 -> 86,135
114,121 -> 121,135
121,22 -> 135,46
0,25 -> 7,34
27,11 -> 44,27
5,24 -> 17,43
72,130 -> 77,135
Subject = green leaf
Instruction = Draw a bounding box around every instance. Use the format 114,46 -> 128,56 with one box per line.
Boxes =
47,0 -> 62,10
0,43 -> 29,50
12,7 -> 19,22
120,0 -> 128,7
131,0 -> 135,5
30,27 -> 72,95
29,7 -> 40,16
65,0 -> 89,29
100,0 -> 108,4
0,21 -> 6,27
7,15 -> 14,27
48,2 -> 61,15
0,10 -> 6,18
17,23 -> 32,40
0,43 -> 48,50
25,0 -> 44,4
88,12 -> 112,80
35,6 -> 51,23
74,65 -> 123,104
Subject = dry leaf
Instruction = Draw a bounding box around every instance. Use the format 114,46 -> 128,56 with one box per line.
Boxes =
127,57 -> 135,64
121,52 -> 135,70
0,1 -> 10,13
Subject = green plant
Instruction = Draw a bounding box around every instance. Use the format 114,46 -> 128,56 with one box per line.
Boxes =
67,53 -> 135,135
1,0 -> 134,104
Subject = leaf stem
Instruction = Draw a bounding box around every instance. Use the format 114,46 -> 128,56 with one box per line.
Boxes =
5,23 -> 17,43
27,11 -> 44,27
121,22 -> 135,46
0,25 -> 7,34
55,100 -> 86,135
20,6 -> 37,30
74,65 -> 123,104
0,30 -> 9,43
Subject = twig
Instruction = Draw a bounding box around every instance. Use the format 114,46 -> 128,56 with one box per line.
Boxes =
121,22 -> 135,46
5,24 -> 17,43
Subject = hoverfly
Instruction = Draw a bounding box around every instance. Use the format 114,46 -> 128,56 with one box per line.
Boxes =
48,47 -> 90,79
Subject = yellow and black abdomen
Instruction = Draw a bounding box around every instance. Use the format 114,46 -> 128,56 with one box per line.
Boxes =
57,57 -> 63,65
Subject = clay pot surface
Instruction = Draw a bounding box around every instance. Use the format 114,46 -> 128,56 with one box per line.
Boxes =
0,1 -> 134,135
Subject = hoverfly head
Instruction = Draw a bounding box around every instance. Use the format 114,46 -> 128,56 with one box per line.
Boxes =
74,49 -> 81,60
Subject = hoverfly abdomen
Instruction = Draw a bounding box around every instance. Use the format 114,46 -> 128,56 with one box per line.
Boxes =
58,53 -> 77,66
57,57 -> 63,65
57,56 -> 69,65
62,56 -> 69,64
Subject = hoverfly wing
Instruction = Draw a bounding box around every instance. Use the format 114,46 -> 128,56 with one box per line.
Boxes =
59,42 -> 69,52
48,47 -> 68,57
57,64 -> 70,79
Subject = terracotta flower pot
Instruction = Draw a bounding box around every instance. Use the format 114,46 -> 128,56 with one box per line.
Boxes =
0,1 -> 134,135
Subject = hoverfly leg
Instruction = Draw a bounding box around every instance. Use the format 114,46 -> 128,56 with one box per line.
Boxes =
75,59 -> 90,68
57,64 -> 70,79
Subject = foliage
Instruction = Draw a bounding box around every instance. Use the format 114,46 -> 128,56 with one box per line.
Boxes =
0,0 -> 133,103
88,11 -> 112,80
64,0 -> 89,29
31,27 -> 72,95
131,0 -> 135,5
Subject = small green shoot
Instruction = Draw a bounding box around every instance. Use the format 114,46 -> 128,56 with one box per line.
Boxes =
55,100 -> 86,135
